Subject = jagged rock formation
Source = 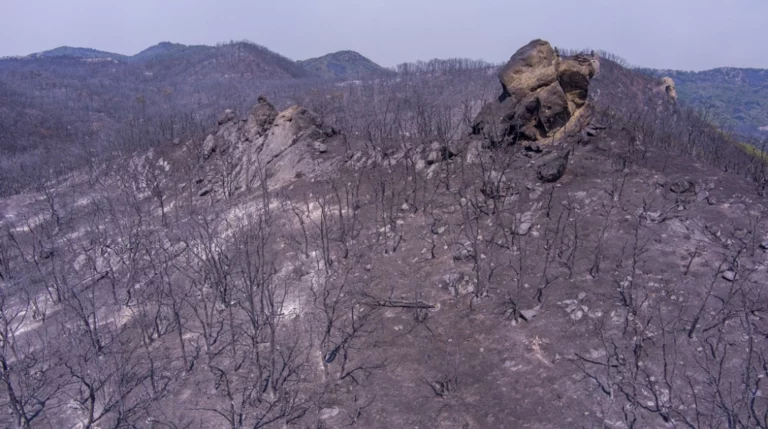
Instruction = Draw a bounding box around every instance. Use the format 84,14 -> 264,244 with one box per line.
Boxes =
197,97 -> 341,196
472,39 -> 598,145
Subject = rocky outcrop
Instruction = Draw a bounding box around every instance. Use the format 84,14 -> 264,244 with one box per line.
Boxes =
472,40 -> 598,145
246,96 -> 278,141
203,109 -> 245,159
660,77 -> 677,101
255,106 -> 327,166
195,97 -> 340,196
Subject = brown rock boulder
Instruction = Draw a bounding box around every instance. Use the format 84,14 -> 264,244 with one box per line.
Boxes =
498,39 -> 558,102
472,39 -> 598,145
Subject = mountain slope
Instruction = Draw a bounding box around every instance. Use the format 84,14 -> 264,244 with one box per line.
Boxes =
299,50 -> 393,79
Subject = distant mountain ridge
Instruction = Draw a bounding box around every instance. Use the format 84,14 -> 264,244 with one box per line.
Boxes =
29,46 -> 128,61
25,43 -> 395,81
28,42 -> 225,64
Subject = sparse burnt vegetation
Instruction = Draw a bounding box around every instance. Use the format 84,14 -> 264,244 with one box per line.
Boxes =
0,38 -> 767,429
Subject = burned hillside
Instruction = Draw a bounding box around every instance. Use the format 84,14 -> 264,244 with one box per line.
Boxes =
1,39 -> 767,429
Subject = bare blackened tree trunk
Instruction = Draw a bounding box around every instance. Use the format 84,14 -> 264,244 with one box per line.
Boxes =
0,288 -> 66,429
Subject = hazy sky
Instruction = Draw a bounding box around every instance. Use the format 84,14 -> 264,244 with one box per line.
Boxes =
1,0 -> 766,71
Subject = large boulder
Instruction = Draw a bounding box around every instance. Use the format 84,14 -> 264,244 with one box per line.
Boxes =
473,39 -> 598,145
537,150 -> 571,183
497,39 -> 559,102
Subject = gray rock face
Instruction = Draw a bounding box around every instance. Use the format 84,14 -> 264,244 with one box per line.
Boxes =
201,113 -> 245,160
256,106 -> 327,165
202,135 -> 217,159
537,150 -> 571,183
196,97 -> 339,196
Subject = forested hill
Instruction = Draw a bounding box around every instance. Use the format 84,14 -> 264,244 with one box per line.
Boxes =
641,66 -> 768,137
299,50 -> 394,79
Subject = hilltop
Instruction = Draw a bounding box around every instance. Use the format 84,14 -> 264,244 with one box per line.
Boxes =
128,41 -> 198,62
299,50 -> 394,79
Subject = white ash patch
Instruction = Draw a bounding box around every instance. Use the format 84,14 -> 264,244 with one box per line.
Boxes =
158,158 -> 171,172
